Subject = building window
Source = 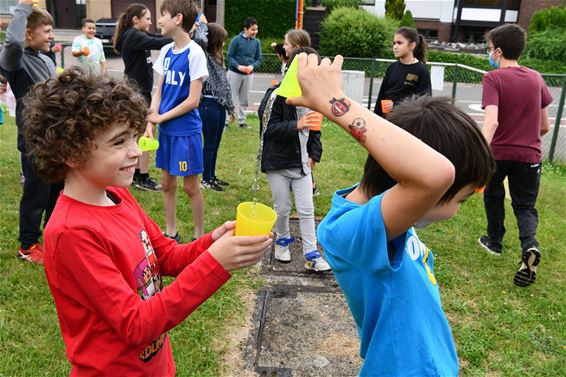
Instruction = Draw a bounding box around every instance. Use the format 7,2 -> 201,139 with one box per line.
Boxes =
462,0 -> 520,10
418,29 -> 439,40
1,0 -> 18,14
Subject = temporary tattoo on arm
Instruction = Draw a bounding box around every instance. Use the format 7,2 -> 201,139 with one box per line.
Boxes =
348,117 -> 367,144
329,97 -> 351,117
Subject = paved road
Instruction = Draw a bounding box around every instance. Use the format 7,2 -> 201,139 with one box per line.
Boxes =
55,48 -> 566,162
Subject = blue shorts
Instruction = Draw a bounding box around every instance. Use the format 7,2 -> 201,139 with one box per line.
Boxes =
156,133 -> 203,176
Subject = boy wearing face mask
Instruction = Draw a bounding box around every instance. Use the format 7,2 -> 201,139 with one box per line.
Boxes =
479,24 -> 552,287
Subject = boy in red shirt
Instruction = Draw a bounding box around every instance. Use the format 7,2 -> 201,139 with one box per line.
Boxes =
22,68 -> 272,376
479,24 -> 552,287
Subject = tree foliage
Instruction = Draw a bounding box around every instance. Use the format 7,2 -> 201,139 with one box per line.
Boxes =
399,10 -> 415,28
385,0 -> 406,20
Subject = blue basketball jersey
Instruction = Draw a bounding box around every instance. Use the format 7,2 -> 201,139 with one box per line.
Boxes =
154,41 -> 208,136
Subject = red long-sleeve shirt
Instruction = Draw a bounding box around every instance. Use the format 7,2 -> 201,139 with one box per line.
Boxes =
44,187 -> 230,376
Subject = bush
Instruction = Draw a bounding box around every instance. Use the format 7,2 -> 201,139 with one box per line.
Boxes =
321,0 -> 361,11
225,0 -> 295,40
427,49 -> 566,75
525,29 -> 566,62
399,10 -> 415,28
319,7 -> 398,58
528,6 -> 566,33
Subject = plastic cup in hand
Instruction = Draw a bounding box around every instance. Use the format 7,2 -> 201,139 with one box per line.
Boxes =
235,202 -> 277,236
275,57 -> 301,99
381,99 -> 393,114
138,136 -> 159,152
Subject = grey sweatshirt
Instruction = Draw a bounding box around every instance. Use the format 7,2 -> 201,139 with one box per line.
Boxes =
0,3 -> 55,150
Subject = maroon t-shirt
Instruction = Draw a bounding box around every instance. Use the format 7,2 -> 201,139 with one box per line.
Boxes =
482,67 -> 553,163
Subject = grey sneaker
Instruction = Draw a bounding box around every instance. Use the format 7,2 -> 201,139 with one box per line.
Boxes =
514,247 -> 541,287
304,250 -> 331,272
478,235 -> 502,256
135,176 -> 162,192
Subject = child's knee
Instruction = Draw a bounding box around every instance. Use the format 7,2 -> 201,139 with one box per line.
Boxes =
161,178 -> 176,192
183,179 -> 201,196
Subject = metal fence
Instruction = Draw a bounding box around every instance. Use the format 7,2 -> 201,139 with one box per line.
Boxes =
56,46 -> 566,163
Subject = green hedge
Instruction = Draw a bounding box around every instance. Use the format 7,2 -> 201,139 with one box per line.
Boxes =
224,0 -> 296,40
525,29 -> 566,63
529,6 -> 566,33
321,0 -> 361,11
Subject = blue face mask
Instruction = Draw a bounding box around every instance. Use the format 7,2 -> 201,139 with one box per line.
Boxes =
488,50 -> 499,69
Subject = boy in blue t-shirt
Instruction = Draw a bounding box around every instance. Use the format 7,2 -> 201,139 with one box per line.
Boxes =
287,53 -> 495,376
148,0 -> 208,241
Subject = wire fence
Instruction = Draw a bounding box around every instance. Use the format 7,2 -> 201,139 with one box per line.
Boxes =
56,46 -> 566,163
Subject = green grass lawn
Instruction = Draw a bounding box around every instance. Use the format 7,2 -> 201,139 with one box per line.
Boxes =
0,112 -> 565,376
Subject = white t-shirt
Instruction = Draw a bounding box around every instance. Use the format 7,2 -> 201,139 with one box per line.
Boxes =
71,35 -> 106,75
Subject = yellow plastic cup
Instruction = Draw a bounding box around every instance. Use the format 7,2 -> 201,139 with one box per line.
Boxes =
138,136 -> 159,152
275,57 -> 302,99
235,202 -> 277,236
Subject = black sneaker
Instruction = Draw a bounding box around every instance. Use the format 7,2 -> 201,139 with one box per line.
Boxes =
212,178 -> 230,187
478,235 -> 502,256
135,176 -> 162,192
514,247 -> 541,287
239,123 -> 249,129
201,179 -> 224,192
164,232 -> 181,243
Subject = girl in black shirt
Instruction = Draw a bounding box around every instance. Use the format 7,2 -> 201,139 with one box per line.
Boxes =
374,27 -> 431,117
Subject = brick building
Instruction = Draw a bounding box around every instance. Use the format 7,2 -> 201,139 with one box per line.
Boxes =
363,0 -> 563,43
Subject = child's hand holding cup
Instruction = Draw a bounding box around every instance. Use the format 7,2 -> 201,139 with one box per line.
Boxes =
81,46 -> 90,56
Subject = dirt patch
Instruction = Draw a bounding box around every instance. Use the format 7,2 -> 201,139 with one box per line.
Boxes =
319,332 -> 360,359
215,269 -> 262,377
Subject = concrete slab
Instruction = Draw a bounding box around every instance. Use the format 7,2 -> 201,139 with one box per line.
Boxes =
240,218 -> 362,376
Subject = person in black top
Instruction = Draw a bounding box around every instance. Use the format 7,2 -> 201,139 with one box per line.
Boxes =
114,3 -> 172,192
374,27 -> 431,117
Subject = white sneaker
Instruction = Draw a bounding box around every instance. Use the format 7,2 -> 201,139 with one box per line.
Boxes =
274,237 -> 294,263
304,250 -> 331,272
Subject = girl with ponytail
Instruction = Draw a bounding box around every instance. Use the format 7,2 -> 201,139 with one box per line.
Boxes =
373,27 -> 431,117
113,3 -> 172,191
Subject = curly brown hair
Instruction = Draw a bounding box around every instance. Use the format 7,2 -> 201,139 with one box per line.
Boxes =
23,67 -> 148,182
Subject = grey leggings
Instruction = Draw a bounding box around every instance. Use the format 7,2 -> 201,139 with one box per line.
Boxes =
267,171 -> 316,255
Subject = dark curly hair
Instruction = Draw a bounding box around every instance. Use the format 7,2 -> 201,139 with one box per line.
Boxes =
23,67 -> 148,182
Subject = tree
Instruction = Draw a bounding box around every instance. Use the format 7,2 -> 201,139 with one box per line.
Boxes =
385,0 -> 405,20
399,10 -> 415,27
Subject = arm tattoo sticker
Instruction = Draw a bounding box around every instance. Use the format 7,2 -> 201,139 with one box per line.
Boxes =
329,97 -> 351,117
348,117 -> 367,143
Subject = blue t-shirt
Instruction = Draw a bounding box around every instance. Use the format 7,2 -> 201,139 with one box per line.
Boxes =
317,185 -> 459,376
154,40 -> 208,136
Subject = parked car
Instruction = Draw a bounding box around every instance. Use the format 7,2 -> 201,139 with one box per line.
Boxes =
95,18 -> 117,47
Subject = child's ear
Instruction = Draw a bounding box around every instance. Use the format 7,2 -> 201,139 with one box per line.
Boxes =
175,13 -> 183,26
25,28 -> 33,42
65,159 -> 76,168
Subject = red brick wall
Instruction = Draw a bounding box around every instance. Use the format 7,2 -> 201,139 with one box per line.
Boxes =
415,20 -> 452,43
518,0 -> 563,30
